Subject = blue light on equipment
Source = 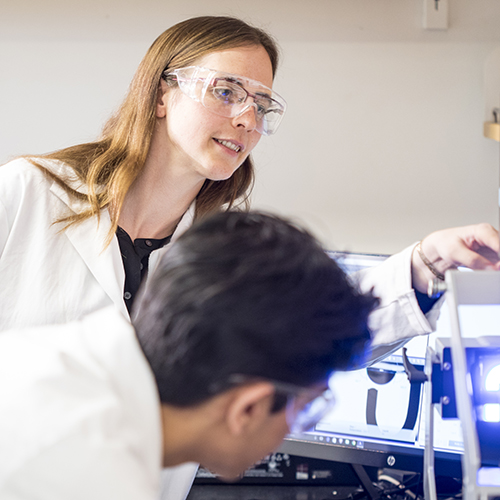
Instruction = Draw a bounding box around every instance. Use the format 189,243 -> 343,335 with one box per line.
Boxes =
423,270 -> 500,500
484,364 -> 500,391
482,404 -> 500,423
478,361 -> 500,422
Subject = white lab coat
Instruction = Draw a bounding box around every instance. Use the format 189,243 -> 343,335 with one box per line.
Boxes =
0,305 -> 198,500
353,244 -> 444,362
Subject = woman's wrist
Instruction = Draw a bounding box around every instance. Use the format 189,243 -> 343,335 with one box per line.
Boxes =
415,241 -> 445,281
411,239 -> 450,294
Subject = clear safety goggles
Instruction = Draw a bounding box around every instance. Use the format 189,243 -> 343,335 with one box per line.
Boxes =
226,374 -> 336,435
162,66 -> 287,136
282,381 -> 336,435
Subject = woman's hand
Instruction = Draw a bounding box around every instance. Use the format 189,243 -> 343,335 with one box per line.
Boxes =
412,223 -> 500,294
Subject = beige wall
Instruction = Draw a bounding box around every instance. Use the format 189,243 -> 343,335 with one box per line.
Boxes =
1,0 -> 499,253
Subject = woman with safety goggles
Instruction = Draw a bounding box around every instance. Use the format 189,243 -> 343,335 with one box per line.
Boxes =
0,14 -> 498,499
0,13 -> 497,329
0,16 -> 283,331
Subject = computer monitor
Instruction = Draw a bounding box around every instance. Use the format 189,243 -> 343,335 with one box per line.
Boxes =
279,251 -> 464,482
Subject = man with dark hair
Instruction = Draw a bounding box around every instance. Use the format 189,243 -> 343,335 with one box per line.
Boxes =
0,211 -> 376,500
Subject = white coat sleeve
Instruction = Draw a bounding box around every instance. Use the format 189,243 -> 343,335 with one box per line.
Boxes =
353,243 -> 445,362
1,432 -> 160,500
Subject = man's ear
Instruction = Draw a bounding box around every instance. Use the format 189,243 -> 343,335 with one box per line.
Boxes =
156,80 -> 169,118
225,382 -> 276,437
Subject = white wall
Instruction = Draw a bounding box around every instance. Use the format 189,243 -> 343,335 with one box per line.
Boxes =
1,0 -> 499,253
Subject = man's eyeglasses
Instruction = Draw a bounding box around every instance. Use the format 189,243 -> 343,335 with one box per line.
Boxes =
162,66 -> 287,136
225,374 -> 336,435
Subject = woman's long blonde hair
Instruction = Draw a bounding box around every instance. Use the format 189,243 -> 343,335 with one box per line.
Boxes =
28,16 -> 280,241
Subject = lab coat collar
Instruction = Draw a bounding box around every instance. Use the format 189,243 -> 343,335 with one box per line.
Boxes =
47,169 -> 129,319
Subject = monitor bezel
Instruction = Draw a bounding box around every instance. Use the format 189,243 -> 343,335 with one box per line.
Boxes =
279,433 -> 463,480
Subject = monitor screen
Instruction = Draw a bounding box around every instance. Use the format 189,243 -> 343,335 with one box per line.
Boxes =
279,251 -> 464,480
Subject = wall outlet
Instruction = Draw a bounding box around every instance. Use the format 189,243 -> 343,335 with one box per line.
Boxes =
423,0 -> 448,30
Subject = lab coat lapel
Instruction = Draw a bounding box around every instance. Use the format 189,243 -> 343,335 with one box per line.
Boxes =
50,181 -> 128,318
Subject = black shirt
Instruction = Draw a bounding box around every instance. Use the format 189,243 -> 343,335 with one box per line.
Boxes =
116,226 -> 171,313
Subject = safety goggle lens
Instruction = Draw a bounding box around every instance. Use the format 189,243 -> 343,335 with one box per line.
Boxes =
164,66 -> 287,136
286,388 -> 336,435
